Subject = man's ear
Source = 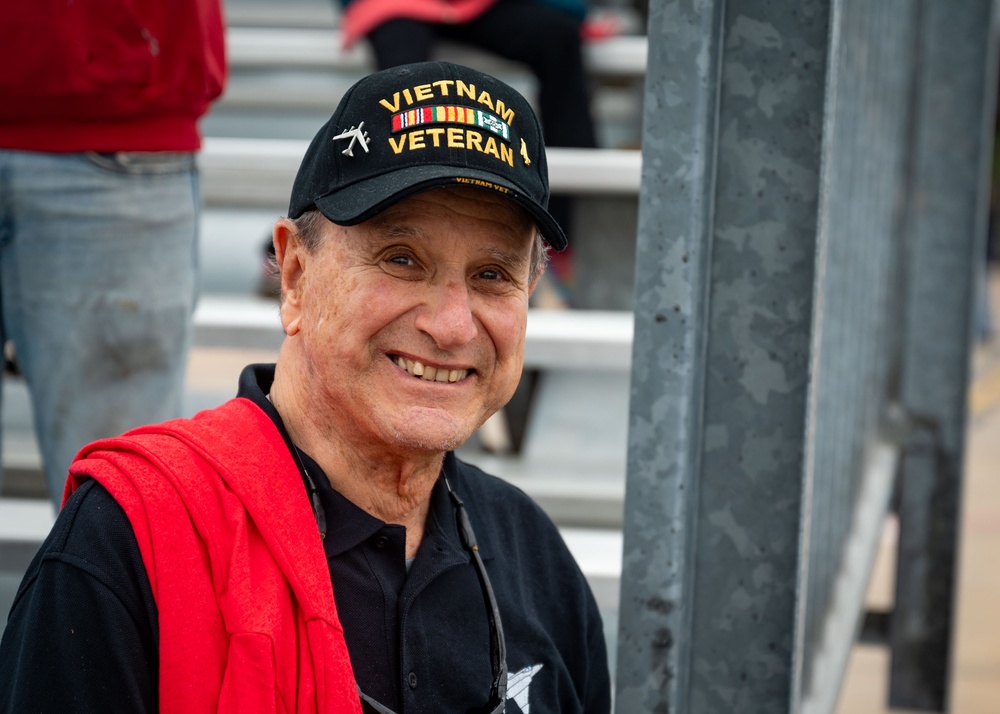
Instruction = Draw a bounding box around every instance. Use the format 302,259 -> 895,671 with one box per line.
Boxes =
273,218 -> 305,335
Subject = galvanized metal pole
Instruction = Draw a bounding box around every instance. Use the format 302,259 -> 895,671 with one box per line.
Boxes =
616,1 -> 831,711
613,0 -> 724,709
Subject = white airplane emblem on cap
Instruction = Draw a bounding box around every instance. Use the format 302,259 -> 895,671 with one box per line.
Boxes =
332,122 -> 371,157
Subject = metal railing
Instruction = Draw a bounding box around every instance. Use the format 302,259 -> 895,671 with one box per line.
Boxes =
617,0 -> 998,712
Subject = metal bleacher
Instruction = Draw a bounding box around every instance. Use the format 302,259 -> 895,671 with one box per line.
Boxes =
199,0 -> 647,298
0,2 -> 648,513
197,0 -> 647,303
193,0 -> 648,536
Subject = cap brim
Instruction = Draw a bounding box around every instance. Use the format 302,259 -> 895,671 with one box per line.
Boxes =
312,165 -> 568,251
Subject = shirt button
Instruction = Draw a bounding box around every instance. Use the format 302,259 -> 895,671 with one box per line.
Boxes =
408,671 -> 418,689
374,535 -> 389,549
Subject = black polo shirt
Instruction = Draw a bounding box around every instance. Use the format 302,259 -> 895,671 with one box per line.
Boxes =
0,365 -> 610,713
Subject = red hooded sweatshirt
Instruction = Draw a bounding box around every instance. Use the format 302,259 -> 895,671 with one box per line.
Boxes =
65,398 -> 363,714
0,0 -> 226,152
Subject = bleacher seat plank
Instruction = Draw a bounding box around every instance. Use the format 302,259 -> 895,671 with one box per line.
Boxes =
200,138 -> 641,207
193,295 -> 284,350
226,26 -> 647,78
522,309 -> 633,371
194,296 -> 633,371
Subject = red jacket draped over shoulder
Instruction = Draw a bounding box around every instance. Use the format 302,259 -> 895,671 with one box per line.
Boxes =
64,398 -> 362,714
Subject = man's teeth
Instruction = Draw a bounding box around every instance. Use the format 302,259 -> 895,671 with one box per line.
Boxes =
395,357 -> 468,383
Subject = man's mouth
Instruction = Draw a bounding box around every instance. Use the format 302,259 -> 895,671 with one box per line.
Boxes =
392,355 -> 471,383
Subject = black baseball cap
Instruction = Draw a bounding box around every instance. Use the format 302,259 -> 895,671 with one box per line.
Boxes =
287,61 -> 567,251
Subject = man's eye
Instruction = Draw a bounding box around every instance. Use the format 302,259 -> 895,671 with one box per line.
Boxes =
478,269 -> 502,281
388,255 -> 413,266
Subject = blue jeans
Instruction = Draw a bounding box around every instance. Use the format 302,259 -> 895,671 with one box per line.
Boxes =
0,150 -> 199,508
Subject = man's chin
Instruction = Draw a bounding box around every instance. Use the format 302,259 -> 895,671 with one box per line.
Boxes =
383,408 -> 480,455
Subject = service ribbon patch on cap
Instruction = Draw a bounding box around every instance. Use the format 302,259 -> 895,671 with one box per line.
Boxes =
391,106 -> 511,141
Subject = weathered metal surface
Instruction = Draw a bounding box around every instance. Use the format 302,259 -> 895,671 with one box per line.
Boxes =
617,0 -> 831,711
615,0 -> 726,708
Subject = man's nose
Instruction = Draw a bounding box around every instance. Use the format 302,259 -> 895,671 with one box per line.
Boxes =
415,279 -> 478,349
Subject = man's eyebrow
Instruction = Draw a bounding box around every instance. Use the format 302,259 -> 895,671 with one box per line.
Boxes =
481,244 -> 530,271
359,219 -> 425,247
374,222 -> 423,238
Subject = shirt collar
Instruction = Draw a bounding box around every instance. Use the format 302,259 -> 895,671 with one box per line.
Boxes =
301,448 -> 388,557
234,364 -> 489,561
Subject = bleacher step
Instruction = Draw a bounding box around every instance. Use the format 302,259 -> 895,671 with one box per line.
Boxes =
0,494 -> 620,580
200,138 -> 642,208
225,26 -> 647,79
194,295 -> 634,370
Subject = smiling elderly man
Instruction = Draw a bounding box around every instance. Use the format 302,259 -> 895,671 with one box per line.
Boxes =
0,62 -> 611,714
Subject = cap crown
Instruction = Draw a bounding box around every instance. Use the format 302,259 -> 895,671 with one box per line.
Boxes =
287,61 -> 565,250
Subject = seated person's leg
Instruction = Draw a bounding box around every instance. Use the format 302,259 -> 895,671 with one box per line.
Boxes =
444,0 -> 597,149
367,18 -> 436,70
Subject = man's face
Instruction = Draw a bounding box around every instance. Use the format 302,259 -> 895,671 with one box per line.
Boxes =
281,186 -> 538,457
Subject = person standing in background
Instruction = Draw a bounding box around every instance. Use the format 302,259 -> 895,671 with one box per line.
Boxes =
0,0 -> 228,508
